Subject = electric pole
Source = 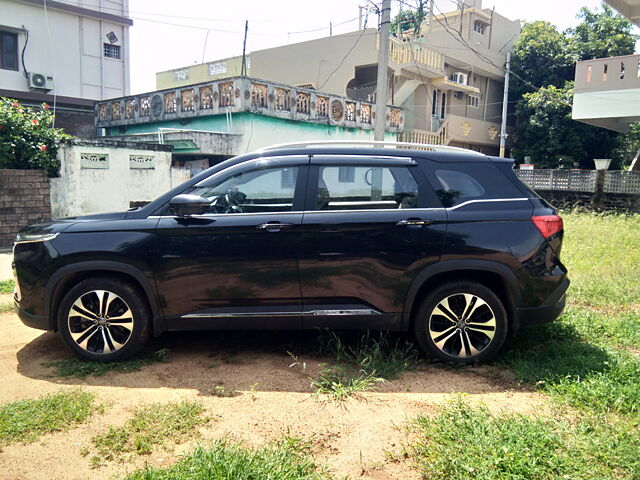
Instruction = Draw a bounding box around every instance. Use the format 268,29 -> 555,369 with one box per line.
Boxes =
374,0 -> 391,141
499,51 -> 510,157
241,20 -> 248,76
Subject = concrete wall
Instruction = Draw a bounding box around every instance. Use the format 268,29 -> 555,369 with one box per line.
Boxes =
0,169 -> 51,247
0,0 -> 130,100
156,56 -> 247,90
50,140 -> 188,218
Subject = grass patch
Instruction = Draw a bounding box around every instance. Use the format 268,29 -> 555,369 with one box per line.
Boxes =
0,389 -> 98,445
42,348 -> 170,378
88,400 -> 208,466
0,302 -> 13,314
0,279 -> 14,294
124,437 -> 330,480
210,385 -> 238,397
561,211 -> 640,308
411,399 -> 640,480
309,331 -> 420,400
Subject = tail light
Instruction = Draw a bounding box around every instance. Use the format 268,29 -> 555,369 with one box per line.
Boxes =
532,215 -> 563,239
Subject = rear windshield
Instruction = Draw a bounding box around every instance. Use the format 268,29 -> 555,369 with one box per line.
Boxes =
428,163 -> 523,207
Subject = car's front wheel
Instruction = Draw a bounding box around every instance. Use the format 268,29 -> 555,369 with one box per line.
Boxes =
413,281 -> 507,364
57,277 -> 151,361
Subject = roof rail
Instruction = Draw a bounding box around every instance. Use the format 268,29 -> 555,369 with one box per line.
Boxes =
258,140 -> 485,156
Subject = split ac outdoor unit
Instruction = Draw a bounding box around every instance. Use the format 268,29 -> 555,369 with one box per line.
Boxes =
28,72 -> 54,91
450,72 -> 468,85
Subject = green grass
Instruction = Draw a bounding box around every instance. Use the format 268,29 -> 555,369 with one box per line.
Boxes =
0,279 -> 14,294
561,211 -> 640,308
310,331 -> 420,400
0,389 -> 99,445
123,438 -> 330,480
88,400 -> 208,465
411,399 -> 640,480
42,348 -> 170,378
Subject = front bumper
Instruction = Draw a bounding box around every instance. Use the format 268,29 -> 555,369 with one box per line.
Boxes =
14,295 -> 50,331
516,277 -> 569,328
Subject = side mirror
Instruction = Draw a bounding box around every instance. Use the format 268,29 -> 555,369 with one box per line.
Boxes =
169,194 -> 210,217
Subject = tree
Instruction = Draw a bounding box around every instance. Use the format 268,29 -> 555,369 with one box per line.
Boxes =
513,83 -> 621,168
510,5 -> 638,168
390,1 -> 426,37
0,97 -> 70,176
570,4 -> 637,60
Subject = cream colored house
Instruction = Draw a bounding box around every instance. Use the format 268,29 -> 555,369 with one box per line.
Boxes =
0,0 -> 132,135
156,0 -> 519,154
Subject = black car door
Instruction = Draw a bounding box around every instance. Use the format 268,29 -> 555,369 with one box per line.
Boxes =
298,154 -> 447,330
151,155 -> 309,329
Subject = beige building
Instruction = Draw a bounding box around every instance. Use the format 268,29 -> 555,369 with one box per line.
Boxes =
156,0 -> 519,154
0,0 -> 132,135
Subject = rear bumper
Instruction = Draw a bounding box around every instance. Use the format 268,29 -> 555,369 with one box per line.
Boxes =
516,277 -> 569,328
15,296 -> 50,331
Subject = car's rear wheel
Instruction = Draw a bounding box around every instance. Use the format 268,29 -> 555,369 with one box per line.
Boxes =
57,277 -> 151,362
413,281 -> 507,364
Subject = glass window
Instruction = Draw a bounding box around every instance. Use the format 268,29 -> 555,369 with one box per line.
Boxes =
103,43 -> 121,59
189,166 -> 299,214
431,164 -> 522,207
316,165 -> 418,210
1,32 -> 18,71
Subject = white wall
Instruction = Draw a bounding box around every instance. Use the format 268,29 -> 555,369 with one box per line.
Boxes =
51,143 -> 189,218
0,0 -> 129,100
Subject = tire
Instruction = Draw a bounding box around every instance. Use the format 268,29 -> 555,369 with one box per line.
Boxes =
57,277 -> 151,362
412,280 -> 507,364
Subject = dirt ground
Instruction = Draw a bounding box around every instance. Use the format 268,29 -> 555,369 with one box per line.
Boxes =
0,301 -> 547,480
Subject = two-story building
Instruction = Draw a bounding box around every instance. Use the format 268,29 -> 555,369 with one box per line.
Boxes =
0,0 -> 132,135
155,0 -> 519,154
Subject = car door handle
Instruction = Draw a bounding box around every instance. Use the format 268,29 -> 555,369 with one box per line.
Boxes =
257,222 -> 294,232
396,218 -> 433,227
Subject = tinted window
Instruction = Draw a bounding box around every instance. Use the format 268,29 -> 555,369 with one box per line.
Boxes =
190,166 -> 298,214
430,163 -> 522,207
316,165 -> 418,210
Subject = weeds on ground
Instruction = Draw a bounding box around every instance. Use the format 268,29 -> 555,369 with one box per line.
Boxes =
42,348 -> 170,378
309,331 -> 420,401
0,302 -> 13,314
0,279 -> 14,294
0,389 -> 99,446
210,385 -> 238,397
87,400 -> 208,466
124,437 -> 331,480
411,398 -> 640,480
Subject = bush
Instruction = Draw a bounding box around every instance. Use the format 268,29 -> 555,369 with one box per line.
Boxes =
0,97 -> 71,176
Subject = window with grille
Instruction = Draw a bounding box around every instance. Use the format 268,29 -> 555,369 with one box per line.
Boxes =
209,61 -> 227,75
473,20 -> 488,35
0,31 -> 18,70
467,95 -> 479,108
103,43 -> 121,59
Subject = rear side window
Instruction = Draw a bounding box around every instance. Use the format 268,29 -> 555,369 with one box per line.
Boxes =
429,163 -> 522,207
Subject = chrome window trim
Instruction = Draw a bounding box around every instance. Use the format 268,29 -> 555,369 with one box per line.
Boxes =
446,198 -> 529,210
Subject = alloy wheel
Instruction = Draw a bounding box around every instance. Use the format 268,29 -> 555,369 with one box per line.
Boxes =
67,289 -> 135,354
428,293 -> 496,358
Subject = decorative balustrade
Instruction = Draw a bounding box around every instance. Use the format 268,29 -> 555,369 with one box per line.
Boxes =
95,76 -> 403,133
388,38 -> 444,72
603,170 -> 640,194
399,122 -> 449,146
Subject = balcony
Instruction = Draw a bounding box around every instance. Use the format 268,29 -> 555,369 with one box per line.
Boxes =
572,54 -> 640,132
95,76 -> 404,134
387,38 -> 445,77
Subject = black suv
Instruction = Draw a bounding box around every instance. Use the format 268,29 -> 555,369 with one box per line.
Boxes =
12,141 -> 568,364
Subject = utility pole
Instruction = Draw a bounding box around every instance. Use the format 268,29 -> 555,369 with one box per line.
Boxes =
374,0 -> 391,141
499,51 -> 510,157
241,20 -> 248,76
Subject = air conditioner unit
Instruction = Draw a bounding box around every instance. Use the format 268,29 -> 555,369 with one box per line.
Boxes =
28,72 -> 54,91
450,72 -> 468,85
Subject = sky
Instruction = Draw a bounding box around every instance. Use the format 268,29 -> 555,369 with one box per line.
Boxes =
127,0 -> 632,94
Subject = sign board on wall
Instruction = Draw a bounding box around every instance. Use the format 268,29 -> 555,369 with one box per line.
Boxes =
80,153 -> 109,169
129,155 -> 156,169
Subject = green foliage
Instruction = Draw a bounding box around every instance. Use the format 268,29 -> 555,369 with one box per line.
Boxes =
411,399 -> 640,480
124,438 -> 331,480
390,3 -> 426,37
0,389 -> 98,445
310,331 -> 420,400
88,401 -> 208,465
0,279 -> 14,294
43,349 -> 170,378
0,97 -> 71,176
511,6 -> 638,167
570,4 -> 638,60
